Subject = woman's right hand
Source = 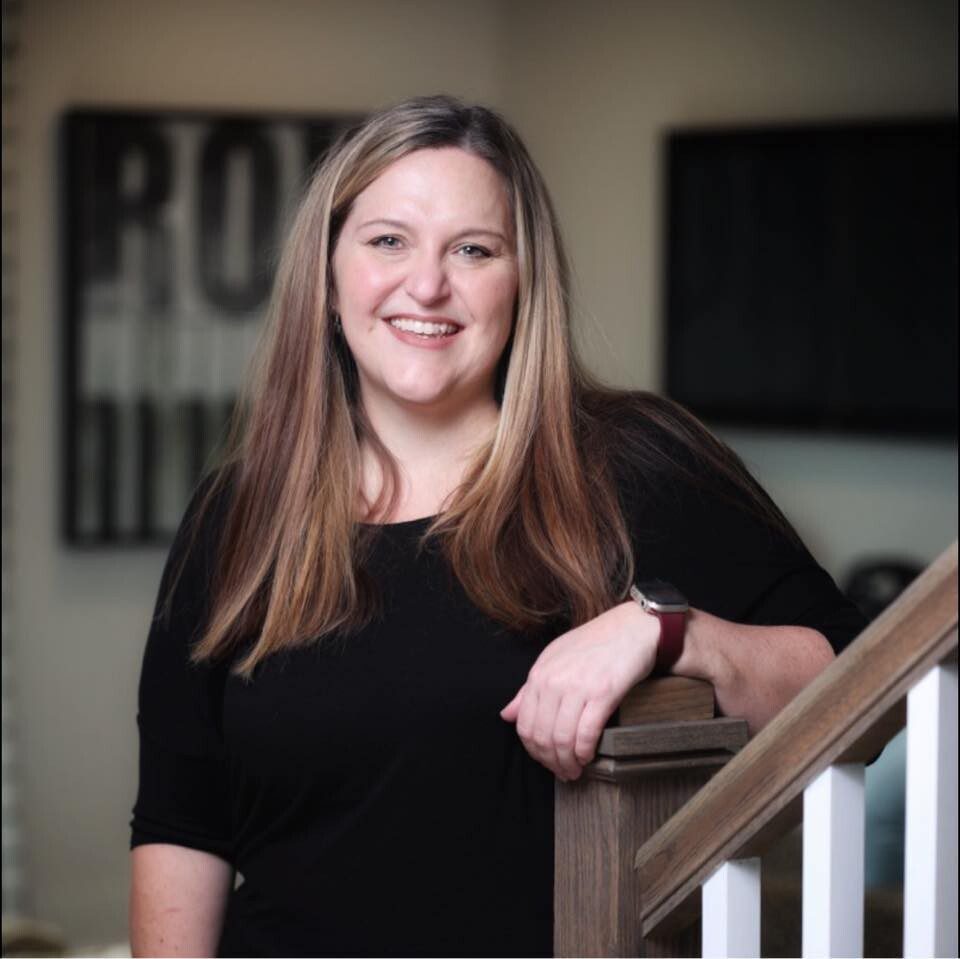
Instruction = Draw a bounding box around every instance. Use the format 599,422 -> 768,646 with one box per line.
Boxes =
129,844 -> 233,957
500,600 -> 659,781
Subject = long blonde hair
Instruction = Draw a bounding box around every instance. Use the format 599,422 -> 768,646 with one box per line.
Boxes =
184,96 -> 783,676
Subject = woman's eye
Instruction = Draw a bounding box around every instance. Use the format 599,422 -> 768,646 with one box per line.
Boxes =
371,235 -> 403,250
458,244 -> 492,259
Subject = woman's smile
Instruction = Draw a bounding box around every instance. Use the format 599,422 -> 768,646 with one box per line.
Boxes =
383,314 -> 463,348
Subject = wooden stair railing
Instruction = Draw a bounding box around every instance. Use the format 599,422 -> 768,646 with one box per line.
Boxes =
553,541 -> 957,958
633,540 -> 957,958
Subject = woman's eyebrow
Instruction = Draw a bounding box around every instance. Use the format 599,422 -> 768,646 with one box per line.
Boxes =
356,218 -> 411,232
450,227 -> 510,244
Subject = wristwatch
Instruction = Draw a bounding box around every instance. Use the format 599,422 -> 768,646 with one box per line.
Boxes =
629,580 -> 689,674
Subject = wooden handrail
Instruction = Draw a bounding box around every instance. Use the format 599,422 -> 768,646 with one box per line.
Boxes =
634,540 -> 958,937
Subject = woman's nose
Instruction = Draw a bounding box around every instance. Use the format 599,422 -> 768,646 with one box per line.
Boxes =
404,251 -> 451,305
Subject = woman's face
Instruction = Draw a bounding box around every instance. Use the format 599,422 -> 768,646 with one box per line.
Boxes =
331,147 -> 518,420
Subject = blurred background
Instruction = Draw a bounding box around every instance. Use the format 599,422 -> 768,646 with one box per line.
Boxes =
1,0 -> 957,953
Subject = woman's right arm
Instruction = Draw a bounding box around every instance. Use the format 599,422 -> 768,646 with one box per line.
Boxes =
132,476 -> 236,957
130,844 -> 233,957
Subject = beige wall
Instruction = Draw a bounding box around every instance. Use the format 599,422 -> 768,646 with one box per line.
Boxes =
11,0 -> 957,947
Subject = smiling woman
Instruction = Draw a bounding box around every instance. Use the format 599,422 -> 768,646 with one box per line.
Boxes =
129,96 -> 865,958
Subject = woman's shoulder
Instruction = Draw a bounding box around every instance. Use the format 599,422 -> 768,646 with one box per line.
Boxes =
579,388 -> 796,539
176,463 -> 238,550
578,388 -> 725,480
156,462 -> 240,619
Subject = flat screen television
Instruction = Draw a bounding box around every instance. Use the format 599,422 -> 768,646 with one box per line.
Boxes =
664,119 -> 958,438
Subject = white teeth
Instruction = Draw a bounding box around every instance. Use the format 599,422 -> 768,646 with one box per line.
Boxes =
388,318 -> 459,336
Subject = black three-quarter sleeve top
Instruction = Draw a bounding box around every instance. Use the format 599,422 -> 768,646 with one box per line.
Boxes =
131,418 -> 865,958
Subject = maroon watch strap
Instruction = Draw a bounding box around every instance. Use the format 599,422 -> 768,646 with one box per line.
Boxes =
654,610 -> 686,673
629,582 -> 688,674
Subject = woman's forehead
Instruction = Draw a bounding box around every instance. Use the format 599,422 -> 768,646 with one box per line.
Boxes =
348,147 -> 512,233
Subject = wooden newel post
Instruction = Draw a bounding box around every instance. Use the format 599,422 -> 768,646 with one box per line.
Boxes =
554,678 -> 748,958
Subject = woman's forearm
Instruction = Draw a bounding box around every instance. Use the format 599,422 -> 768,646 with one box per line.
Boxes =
670,606 -> 836,735
130,844 -> 233,958
501,599 -> 837,780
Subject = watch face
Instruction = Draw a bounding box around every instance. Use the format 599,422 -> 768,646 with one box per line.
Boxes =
632,580 -> 689,613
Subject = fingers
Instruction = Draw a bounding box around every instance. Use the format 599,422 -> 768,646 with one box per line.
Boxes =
501,604 -> 648,781
504,681 -> 617,781
499,689 -> 522,722
510,681 -> 589,781
513,685 -> 539,763
550,693 -> 588,780
573,699 -> 610,767
514,685 -> 557,777
528,683 -> 564,778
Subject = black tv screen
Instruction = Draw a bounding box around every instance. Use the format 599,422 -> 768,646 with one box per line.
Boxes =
664,119 -> 958,438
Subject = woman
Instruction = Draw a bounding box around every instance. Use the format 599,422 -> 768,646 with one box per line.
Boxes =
130,96 -> 863,957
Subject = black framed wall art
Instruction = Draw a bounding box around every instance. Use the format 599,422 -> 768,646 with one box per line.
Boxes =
61,108 -> 358,545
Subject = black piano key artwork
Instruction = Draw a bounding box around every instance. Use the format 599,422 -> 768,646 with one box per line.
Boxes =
61,109 -> 358,545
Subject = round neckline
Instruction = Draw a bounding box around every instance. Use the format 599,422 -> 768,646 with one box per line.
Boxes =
360,514 -> 437,530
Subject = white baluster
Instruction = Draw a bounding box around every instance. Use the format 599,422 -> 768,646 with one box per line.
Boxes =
703,858 -> 761,958
802,763 -> 865,958
904,656 -> 958,959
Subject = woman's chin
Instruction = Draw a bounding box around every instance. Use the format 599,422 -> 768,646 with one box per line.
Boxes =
394,388 -> 458,412
363,370 -> 496,419
383,383 -> 482,417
